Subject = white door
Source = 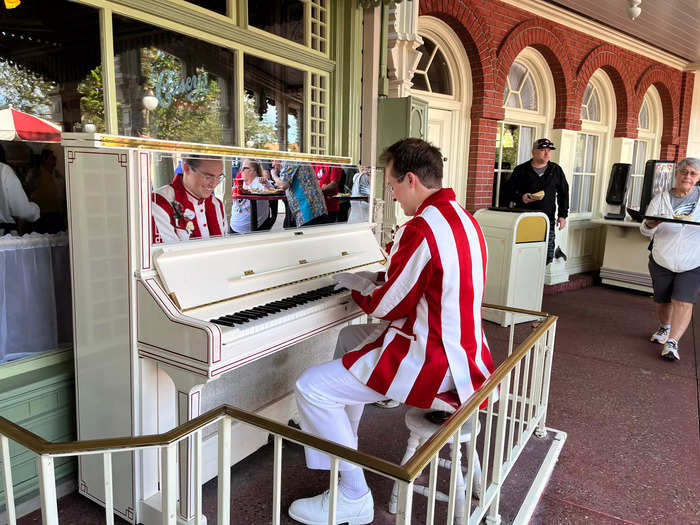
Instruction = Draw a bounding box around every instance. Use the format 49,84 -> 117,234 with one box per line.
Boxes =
394,107 -> 456,224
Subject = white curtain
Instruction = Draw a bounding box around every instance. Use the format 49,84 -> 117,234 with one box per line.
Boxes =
0,233 -> 72,363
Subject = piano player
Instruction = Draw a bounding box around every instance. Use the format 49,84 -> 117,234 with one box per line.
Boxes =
289,138 -> 495,525
152,155 -> 227,243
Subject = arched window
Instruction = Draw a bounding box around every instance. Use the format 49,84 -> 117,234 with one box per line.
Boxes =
627,88 -> 663,210
493,52 -> 553,207
503,61 -> 537,111
412,36 -> 452,95
571,74 -> 614,215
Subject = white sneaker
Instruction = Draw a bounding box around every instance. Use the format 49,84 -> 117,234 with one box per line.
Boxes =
288,489 -> 374,525
373,399 -> 400,408
650,326 -> 670,344
661,339 -> 680,361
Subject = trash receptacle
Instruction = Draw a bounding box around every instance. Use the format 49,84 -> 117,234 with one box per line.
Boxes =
474,209 -> 549,326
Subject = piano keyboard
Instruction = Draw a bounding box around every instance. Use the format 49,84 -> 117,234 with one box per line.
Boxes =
210,284 -> 349,329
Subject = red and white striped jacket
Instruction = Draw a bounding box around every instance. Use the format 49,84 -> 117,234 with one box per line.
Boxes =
342,188 -> 493,409
152,174 -> 226,243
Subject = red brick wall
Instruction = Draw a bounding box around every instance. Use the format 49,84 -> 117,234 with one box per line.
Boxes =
418,0 -> 693,211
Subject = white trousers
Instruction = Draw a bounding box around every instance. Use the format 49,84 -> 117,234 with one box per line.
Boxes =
296,323 -> 454,471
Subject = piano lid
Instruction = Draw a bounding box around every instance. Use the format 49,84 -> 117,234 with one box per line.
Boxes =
153,223 -> 385,311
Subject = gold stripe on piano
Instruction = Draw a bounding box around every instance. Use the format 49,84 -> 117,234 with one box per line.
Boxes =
97,135 -> 352,164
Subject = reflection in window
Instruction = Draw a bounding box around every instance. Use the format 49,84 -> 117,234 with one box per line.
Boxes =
0,0 -> 100,131
571,133 -> 598,213
248,0 -> 304,46
503,61 -> 537,111
580,83 -> 600,122
112,15 -> 235,145
244,54 -> 304,152
412,37 -> 452,95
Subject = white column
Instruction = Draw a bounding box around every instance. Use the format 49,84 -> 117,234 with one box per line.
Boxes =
387,0 -> 422,98
546,128 -> 578,285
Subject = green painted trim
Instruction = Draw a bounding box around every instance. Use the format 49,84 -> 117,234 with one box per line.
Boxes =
0,348 -> 73,382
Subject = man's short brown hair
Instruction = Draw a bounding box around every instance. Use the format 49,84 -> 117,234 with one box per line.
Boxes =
381,138 -> 443,189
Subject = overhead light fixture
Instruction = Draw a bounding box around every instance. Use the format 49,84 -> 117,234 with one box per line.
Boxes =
627,0 -> 642,21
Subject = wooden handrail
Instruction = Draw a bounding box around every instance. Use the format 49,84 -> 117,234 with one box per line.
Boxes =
0,307 -> 556,484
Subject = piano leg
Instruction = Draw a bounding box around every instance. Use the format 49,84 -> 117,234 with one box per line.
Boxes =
158,363 -> 206,523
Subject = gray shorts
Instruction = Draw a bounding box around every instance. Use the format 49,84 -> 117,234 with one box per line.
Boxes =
648,256 -> 700,304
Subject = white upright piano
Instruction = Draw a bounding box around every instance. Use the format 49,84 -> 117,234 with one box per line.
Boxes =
63,133 -> 384,524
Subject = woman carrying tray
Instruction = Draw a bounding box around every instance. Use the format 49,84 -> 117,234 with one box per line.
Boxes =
230,159 -> 274,233
641,157 -> 700,360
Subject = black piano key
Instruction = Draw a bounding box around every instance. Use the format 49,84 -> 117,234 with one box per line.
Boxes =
211,318 -> 236,327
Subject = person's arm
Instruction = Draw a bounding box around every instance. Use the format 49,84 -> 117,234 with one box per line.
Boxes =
151,192 -> 181,243
640,193 -> 664,236
321,167 -> 342,195
271,164 -> 292,190
509,165 -> 532,204
3,167 -> 40,222
351,221 -> 431,320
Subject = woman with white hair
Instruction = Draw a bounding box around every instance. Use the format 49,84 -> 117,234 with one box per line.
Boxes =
641,157 -> 700,360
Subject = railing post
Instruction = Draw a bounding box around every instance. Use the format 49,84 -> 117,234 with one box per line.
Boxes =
37,455 -> 58,525
328,457 -> 339,525
536,324 -> 556,438
394,479 -> 413,525
218,416 -> 232,525
103,452 -> 114,525
161,443 -> 177,525
194,429 -> 203,525
1,435 -> 16,525
272,435 -> 283,525
486,376 -> 510,525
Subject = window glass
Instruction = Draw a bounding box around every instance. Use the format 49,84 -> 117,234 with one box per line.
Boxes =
184,0 -> 226,15
492,122 -> 535,207
413,37 -> 452,95
638,100 -> 649,130
572,133 -> 598,213
503,61 -> 537,111
580,82 -> 600,122
248,0 -> 304,46
627,139 -> 648,210
112,16 -> 236,145
415,38 -> 435,71
244,54 -> 304,152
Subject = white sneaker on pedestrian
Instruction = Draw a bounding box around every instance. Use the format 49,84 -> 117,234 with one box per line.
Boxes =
373,399 -> 400,408
288,489 -> 374,525
650,326 -> 670,344
661,339 -> 680,361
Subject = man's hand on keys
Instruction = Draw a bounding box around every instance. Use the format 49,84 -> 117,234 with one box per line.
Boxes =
332,272 -> 376,294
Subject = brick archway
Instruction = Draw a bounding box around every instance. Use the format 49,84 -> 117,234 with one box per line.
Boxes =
576,45 -> 635,137
496,19 -> 578,130
634,67 -> 679,158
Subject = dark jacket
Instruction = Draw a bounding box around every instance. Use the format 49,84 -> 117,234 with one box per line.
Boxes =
508,160 -> 569,222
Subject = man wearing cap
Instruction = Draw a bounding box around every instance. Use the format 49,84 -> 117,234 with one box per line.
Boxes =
508,138 -> 569,264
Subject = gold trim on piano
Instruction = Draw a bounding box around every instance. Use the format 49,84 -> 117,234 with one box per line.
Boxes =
97,135 -> 352,164
180,260 -> 385,313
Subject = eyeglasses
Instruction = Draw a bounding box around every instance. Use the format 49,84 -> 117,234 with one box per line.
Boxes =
193,167 -> 224,184
679,168 -> 700,177
241,166 -> 253,172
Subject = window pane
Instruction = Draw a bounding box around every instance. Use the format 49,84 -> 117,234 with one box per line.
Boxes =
581,174 -> 594,212
518,126 -> 534,164
506,92 -> 520,108
508,61 -> 526,90
580,105 -> 588,120
585,134 -> 597,173
185,0 -> 226,15
571,175 -> 581,213
113,16 -> 235,145
416,38 -> 435,72
426,47 -> 452,95
520,75 -> 537,111
639,100 -> 649,129
244,54 -> 304,152
583,83 -> 592,105
633,140 -> 647,175
248,0 -> 304,46
588,90 -> 600,121
412,72 -> 428,92
575,134 -> 586,173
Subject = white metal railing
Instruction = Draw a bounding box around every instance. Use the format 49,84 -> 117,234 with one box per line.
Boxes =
0,305 -> 563,525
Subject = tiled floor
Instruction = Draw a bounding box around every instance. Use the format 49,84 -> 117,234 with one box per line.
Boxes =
18,285 -> 700,524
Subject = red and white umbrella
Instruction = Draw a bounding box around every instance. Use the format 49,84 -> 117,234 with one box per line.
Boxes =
0,107 -> 62,142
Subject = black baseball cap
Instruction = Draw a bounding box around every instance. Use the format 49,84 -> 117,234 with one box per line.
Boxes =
533,138 -> 556,150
